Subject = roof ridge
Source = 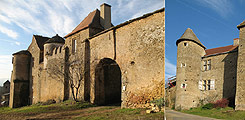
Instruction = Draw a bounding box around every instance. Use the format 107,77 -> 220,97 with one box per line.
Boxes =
64,9 -> 98,38
71,9 -> 97,32
205,45 -> 233,50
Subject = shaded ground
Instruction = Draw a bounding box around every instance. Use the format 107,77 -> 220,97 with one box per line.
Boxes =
166,108 -> 219,120
0,101 -> 164,120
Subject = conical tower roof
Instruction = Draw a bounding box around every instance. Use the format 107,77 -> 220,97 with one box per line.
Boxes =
176,28 -> 206,49
237,20 -> 245,30
45,34 -> 65,44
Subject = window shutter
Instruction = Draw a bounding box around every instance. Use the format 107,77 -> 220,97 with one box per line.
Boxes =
198,80 -> 203,90
210,79 -> 215,90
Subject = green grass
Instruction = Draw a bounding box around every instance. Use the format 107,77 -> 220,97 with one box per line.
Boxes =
73,108 -> 164,120
0,101 -> 164,120
0,100 -> 96,114
182,107 -> 245,120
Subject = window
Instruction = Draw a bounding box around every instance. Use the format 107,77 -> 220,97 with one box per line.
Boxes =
181,83 -> 187,88
72,39 -> 77,53
199,79 -> 215,90
203,59 -> 211,71
181,63 -> 186,67
184,42 -> 188,46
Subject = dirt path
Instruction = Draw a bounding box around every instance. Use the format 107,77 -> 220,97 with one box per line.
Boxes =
165,109 -> 220,120
0,106 -> 120,120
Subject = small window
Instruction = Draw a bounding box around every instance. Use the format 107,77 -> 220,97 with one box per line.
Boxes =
181,63 -> 186,67
72,39 -> 77,53
203,59 -> 211,71
201,79 -> 215,91
203,84 -> 206,90
181,83 -> 187,88
207,85 -> 211,90
184,42 -> 188,46
55,48 -> 58,54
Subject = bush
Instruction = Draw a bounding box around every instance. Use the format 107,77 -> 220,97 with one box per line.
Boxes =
201,103 -> 214,110
150,98 -> 164,108
171,104 -> 175,110
213,98 -> 229,108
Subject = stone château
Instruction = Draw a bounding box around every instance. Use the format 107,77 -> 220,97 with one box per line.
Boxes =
9,3 -> 165,108
172,20 -> 245,110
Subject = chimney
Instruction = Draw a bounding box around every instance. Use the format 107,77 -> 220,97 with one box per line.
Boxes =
233,38 -> 239,46
100,3 -> 111,30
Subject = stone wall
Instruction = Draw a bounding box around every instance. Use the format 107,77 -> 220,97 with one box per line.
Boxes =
87,9 -> 164,108
236,26 -> 245,110
27,37 -> 42,104
201,51 -> 237,107
165,86 -> 176,108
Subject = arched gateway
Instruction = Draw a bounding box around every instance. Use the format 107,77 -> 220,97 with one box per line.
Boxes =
94,58 -> 122,105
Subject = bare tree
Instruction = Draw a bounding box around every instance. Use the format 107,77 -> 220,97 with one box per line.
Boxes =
68,60 -> 83,101
46,48 -> 84,102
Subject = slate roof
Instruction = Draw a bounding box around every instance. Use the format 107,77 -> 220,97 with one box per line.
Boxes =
204,45 -> 238,56
64,9 -> 103,38
45,34 -> 65,44
237,20 -> 245,30
33,35 -> 50,50
176,28 -> 206,49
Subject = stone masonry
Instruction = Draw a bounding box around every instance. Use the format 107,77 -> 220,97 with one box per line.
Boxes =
174,19 -> 245,110
9,3 -> 165,108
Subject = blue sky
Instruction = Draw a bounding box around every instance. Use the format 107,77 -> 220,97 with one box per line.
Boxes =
165,0 -> 245,82
0,0 -> 164,85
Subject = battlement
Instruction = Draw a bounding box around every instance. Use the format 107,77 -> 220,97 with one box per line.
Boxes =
49,45 -> 64,57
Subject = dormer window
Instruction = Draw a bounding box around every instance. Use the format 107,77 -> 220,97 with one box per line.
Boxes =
72,39 -> 77,53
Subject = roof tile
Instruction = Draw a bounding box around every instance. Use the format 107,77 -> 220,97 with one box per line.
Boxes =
64,9 -> 100,38
205,45 -> 238,56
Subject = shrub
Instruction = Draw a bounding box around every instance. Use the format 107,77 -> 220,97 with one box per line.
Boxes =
213,98 -> 229,108
150,98 -> 164,108
171,104 -> 175,110
201,103 -> 214,110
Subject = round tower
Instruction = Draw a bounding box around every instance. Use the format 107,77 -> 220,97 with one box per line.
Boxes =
10,50 -> 31,108
44,34 -> 65,68
175,28 -> 206,110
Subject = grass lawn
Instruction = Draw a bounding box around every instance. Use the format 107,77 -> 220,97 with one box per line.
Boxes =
0,101 -> 164,120
181,107 -> 245,120
0,100 -> 96,114
72,108 -> 164,120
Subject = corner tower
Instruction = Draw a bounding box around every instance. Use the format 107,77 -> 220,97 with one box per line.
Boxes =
235,20 -> 245,110
175,28 -> 206,110
9,50 -> 31,108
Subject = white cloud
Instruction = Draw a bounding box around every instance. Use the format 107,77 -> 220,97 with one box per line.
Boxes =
0,0 -> 164,38
0,38 -> 21,46
194,0 -> 233,18
15,42 -> 20,45
0,55 -> 12,85
165,58 -> 176,81
0,24 -> 18,39
0,14 -> 11,24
